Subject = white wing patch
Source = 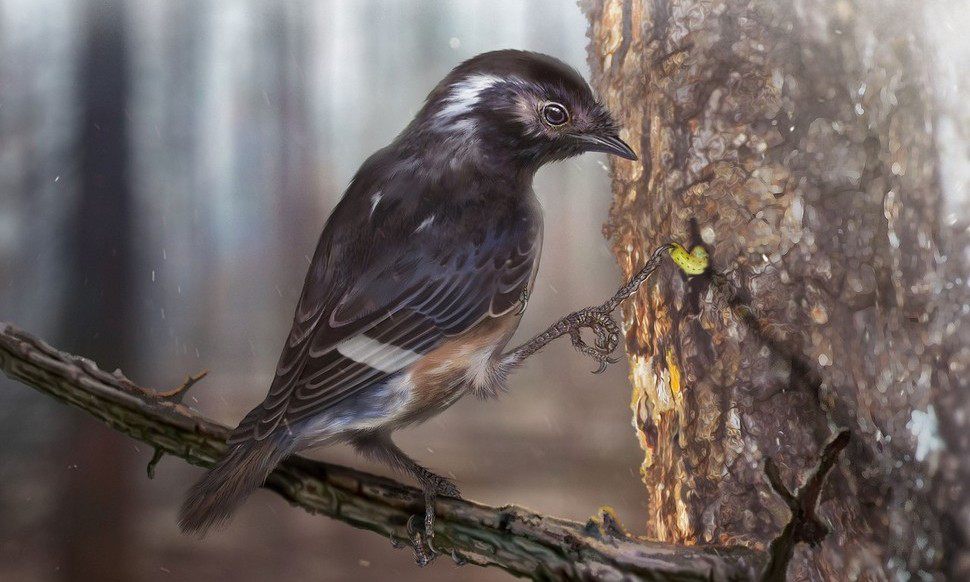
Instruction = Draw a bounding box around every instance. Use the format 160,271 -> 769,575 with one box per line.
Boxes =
336,334 -> 423,373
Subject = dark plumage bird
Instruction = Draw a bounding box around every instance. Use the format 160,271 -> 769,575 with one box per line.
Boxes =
179,49 -> 636,555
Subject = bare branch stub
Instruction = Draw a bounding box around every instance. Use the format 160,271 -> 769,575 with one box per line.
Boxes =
147,447 -> 166,479
153,369 -> 209,403
761,430 -> 851,582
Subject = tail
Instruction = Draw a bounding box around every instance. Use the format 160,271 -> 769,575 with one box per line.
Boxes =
178,435 -> 292,535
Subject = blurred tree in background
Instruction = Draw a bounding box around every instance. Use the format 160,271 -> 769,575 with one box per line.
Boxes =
57,1 -> 136,580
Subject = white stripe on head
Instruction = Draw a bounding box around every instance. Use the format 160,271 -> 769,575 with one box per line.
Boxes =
336,334 -> 423,373
434,73 -> 504,123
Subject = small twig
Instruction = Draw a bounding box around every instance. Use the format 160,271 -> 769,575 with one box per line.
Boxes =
154,369 -> 208,403
147,447 -> 165,479
760,430 -> 851,582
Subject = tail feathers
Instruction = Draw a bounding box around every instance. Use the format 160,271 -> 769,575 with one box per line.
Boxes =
179,437 -> 291,535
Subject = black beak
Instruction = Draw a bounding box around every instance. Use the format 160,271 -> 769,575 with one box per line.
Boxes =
577,133 -> 638,161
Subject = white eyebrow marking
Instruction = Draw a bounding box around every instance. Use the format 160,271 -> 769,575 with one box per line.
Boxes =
369,191 -> 382,217
336,334 -> 423,373
415,214 -> 436,233
435,73 -> 504,122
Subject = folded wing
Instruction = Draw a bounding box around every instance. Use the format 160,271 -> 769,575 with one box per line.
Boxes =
230,215 -> 540,444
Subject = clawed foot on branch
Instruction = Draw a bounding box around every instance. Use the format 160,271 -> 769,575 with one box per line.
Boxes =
390,513 -> 439,566
564,306 -> 623,374
390,476 -> 467,567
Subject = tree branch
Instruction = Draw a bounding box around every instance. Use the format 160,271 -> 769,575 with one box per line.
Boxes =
760,431 -> 851,582
0,321 -> 758,581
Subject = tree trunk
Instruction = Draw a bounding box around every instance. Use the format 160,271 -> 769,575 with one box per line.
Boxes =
585,0 -> 970,579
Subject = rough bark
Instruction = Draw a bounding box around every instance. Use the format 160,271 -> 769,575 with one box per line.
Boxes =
585,0 -> 969,579
0,321 -> 762,581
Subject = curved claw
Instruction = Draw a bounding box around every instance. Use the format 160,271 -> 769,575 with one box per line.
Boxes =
425,534 -> 439,556
516,289 -> 530,315
406,514 -> 421,536
414,550 -> 431,567
451,549 -> 467,566
561,306 -> 625,374
410,531 -> 434,567
399,512 -> 440,566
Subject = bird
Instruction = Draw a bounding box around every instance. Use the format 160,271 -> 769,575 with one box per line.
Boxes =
178,49 -> 637,560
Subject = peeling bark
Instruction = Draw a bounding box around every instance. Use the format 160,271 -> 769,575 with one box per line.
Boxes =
585,0 -> 969,579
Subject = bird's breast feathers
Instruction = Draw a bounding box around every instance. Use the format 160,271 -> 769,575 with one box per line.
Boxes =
406,311 -> 521,406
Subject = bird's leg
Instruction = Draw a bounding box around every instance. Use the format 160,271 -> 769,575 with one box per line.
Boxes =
352,434 -> 460,566
502,295 -> 624,373
406,460 -> 461,564
502,242 -> 706,373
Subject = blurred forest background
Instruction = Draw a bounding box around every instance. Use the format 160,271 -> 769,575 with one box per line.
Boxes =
0,0 -> 968,581
0,1 -> 641,580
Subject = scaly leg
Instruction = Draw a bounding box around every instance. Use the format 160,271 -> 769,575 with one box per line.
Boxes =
353,433 -> 459,565
502,242 -> 706,372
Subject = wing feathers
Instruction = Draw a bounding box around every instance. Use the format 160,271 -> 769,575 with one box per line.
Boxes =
231,198 -> 541,444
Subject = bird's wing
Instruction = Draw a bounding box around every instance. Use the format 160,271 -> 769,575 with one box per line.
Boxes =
230,216 -> 540,444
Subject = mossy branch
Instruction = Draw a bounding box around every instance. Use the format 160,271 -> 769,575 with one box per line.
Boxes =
0,321 -> 758,581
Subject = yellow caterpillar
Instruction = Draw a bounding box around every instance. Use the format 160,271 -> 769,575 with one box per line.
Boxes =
669,243 -> 709,275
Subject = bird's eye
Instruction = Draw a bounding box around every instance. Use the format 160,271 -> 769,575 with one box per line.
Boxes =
541,103 -> 569,126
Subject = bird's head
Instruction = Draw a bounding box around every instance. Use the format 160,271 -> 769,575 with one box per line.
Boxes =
411,50 -> 636,172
